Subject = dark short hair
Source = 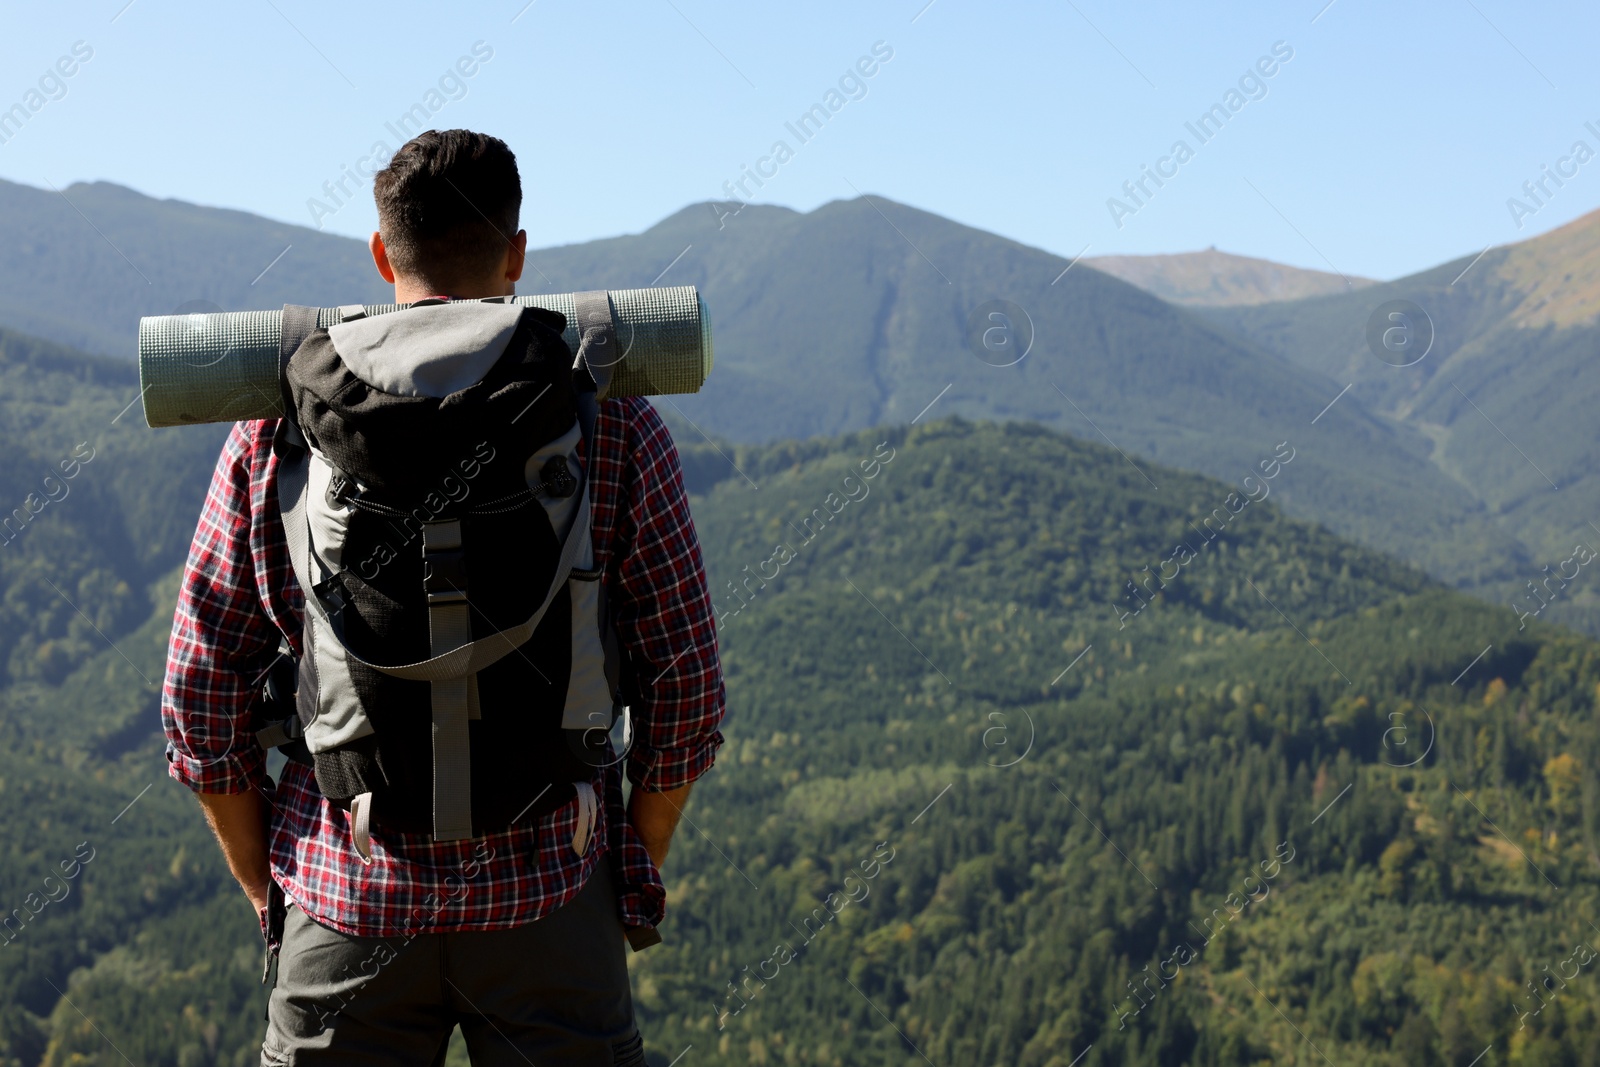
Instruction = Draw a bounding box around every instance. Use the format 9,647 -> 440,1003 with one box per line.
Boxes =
373,129 -> 521,281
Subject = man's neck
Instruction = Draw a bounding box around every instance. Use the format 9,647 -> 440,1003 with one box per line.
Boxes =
392,277 -> 511,304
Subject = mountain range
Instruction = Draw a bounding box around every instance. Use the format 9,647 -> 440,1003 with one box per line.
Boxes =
1205,208 -> 1600,633
1,175 -> 1599,1065
0,176 -> 1565,631
1085,247 -> 1375,307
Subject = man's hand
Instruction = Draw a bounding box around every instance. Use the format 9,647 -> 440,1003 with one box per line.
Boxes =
627,781 -> 693,870
196,788 -> 274,914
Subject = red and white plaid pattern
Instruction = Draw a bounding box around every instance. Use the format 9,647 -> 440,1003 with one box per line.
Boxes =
161,396 -> 725,937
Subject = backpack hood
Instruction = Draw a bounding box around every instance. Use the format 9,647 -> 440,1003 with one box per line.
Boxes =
328,301 -> 527,397
283,302 -> 576,494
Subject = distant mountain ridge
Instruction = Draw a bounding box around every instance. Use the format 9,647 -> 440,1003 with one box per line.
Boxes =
0,179 -> 385,358
1204,203 -> 1600,632
1086,247 -> 1377,306
0,176 -> 1556,626
503,193 -> 1531,600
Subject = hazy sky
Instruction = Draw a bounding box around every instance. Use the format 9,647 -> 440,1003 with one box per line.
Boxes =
3,0 -> 1596,280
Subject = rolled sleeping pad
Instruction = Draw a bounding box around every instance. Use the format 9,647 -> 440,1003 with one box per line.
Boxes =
137,285 -> 713,428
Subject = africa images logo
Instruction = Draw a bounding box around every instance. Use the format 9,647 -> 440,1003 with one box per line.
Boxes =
0,41 -> 94,147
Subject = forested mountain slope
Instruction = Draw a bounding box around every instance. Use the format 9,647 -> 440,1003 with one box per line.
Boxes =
0,326 -> 224,685
4,416 -> 1599,1066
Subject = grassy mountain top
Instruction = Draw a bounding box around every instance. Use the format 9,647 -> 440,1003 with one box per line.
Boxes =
1087,247 -> 1376,306
1493,206 -> 1600,328
1205,202 -> 1600,632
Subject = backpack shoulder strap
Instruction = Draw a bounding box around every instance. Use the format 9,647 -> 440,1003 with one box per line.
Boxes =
576,391 -> 600,470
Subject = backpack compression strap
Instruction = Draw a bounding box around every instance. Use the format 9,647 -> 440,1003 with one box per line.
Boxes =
572,290 -> 615,478
288,480 -> 595,681
572,290 -> 619,401
280,304 -> 322,381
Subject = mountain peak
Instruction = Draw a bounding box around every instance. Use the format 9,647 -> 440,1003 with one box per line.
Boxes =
1086,247 -> 1376,306
1492,203 -> 1600,328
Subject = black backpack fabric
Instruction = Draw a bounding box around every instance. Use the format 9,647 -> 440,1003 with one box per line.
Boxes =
264,297 -> 627,858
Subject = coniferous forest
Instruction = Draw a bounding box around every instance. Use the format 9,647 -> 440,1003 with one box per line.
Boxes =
3,322 -> 1599,1065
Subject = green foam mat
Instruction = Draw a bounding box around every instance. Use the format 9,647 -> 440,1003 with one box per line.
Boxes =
139,286 -> 712,428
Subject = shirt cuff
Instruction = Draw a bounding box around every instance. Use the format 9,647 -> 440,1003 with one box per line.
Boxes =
164,740 -> 269,796
617,880 -> 667,932
604,765 -> 668,931
626,730 -> 724,793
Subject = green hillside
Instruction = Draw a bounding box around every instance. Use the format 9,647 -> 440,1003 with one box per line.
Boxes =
1204,209 -> 1600,636
654,418 -> 1600,1066
0,327 -> 224,685
4,408 -> 1600,1066
0,178 -> 1531,608
0,331 -> 238,1067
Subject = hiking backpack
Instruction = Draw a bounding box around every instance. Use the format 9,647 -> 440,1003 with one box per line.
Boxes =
254,294 -> 633,862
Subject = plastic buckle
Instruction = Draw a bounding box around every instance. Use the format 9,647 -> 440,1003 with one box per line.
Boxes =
313,574 -> 349,615
423,550 -> 468,604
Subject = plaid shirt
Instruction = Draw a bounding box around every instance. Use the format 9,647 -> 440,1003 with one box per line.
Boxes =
161,396 -> 725,938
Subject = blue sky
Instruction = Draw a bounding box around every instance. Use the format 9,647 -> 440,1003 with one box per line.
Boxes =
2,0 -> 1597,280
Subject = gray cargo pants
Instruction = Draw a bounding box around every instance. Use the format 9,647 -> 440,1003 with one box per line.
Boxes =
261,861 -> 645,1065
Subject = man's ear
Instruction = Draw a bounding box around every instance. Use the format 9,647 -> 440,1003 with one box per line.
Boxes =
370,232 -> 397,284
505,230 -> 528,285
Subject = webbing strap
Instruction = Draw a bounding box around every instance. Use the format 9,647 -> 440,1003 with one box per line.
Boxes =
255,719 -> 300,750
350,792 -> 374,865
342,498 -> 589,680
279,447 -> 319,621
279,305 -> 321,377
281,451 -> 591,683
423,520 -> 473,841
572,781 -> 598,856
572,290 -> 618,400
576,392 -> 599,471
